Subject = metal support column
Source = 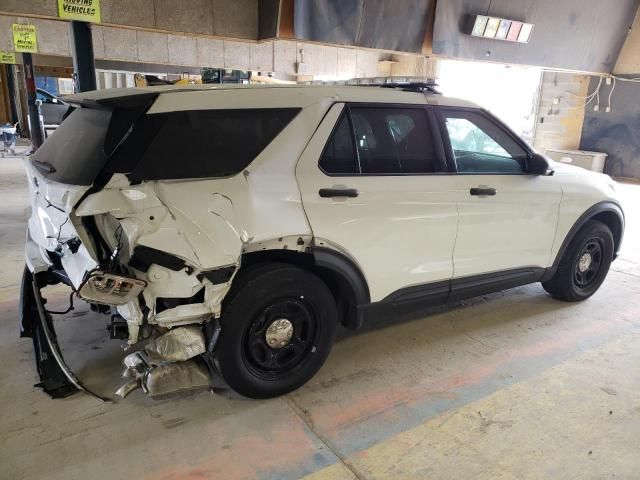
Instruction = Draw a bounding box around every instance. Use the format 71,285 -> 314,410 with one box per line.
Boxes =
5,64 -> 19,124
22,52 -> 44,149
69,21 -> 96,92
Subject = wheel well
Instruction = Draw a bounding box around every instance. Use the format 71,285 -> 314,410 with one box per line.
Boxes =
554,203 -> 625,267
239,250 -> 362,329
591,211 -> 623,254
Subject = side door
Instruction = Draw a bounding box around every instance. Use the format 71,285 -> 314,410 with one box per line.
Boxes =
296,102 -> 459,302
438,107 -> 562,282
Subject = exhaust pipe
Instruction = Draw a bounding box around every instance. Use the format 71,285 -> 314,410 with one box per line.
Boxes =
143,361 -> 210,397
115,327 -> 211,398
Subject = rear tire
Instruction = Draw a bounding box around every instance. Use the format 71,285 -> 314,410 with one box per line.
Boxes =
542,220 -> 614,302
216,263 -> 337,399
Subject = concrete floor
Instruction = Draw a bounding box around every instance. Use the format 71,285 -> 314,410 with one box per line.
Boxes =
1,154 -> 639,480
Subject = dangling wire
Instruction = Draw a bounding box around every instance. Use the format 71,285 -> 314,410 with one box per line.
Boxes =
108,224 -> 124,271
607,77 -> 616,111
45,291 -> 75,315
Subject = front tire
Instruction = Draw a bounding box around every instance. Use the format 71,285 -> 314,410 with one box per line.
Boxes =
216,263 -> 337,399
542,220 -> 614,301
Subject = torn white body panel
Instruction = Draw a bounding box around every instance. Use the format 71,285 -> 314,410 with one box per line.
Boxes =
23,98 -> 332,346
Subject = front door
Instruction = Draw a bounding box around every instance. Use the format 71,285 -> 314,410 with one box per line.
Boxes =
439,108 -> 562,279
296,103 -> 459,302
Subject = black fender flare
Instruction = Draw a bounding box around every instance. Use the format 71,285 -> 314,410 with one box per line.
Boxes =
311,246 -> 371,306
551,200 -> 624,269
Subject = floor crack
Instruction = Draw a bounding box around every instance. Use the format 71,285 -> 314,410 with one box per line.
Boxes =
449,317 -> 499,352
612,267 -> 640,279
284,395 -> 367,480
463,332 -> 499,352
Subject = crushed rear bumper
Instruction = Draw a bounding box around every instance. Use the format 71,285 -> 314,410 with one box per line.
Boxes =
20,266 -> 107,401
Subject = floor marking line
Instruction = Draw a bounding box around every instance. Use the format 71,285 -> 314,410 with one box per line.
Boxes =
285,395 -> 366,480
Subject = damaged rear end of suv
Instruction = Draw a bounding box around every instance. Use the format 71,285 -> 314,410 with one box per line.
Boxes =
20,83 -> 624,403
20,86 -> 338,401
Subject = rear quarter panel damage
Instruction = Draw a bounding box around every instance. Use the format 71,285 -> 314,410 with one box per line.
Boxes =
71,99 -> 333,338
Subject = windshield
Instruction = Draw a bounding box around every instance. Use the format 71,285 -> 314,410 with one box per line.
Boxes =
31,107 -> 112,185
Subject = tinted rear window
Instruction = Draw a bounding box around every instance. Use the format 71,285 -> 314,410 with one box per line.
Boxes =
31,107 -> 112,185
113,108 -> 300,181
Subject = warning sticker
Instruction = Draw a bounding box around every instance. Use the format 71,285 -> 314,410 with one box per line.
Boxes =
58,0 -> 101,23
12,24 -> 38,54
0,51 -> 17,64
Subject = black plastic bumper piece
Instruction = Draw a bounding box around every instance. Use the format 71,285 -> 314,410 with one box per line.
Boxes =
20,267 -> 79,398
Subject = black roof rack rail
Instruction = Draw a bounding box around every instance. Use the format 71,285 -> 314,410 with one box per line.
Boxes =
378,82 -> 441,94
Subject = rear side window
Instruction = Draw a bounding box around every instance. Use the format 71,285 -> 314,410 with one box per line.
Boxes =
120,108 -> 300,181
30,107 -> 112,185
320,106 -> 442,175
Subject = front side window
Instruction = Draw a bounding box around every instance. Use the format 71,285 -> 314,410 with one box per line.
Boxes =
37,90 -> 54,103
320,106 -> 442,175
443,110 -> 528,174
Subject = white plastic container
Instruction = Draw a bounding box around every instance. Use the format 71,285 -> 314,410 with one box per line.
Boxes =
545,149 -> 607,173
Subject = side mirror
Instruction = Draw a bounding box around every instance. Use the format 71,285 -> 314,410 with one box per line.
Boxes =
528,153 -> 554,175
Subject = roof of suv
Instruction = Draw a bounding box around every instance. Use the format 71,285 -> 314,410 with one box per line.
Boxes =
63,84 -> 480,112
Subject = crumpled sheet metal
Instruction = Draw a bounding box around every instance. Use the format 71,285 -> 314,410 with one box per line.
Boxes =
143,360 -> 210,397
145,325 -> 206,363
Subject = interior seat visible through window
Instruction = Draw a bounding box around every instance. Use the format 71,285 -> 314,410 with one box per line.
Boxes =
320,105 -> 442,175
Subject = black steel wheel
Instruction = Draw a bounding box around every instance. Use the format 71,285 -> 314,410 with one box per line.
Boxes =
216,263 -> 337,398
573,239 -> 603,289
542,220 -> 614,302
242,298 -> 319,380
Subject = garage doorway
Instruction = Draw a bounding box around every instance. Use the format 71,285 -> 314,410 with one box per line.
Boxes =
437,59 -> 542,144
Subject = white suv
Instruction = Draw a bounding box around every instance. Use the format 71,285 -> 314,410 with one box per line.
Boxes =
20,84 -> 624,400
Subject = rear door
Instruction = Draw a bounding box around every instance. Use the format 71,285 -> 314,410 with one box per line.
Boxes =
296,103 -> 459,302
438,108 -> 562,280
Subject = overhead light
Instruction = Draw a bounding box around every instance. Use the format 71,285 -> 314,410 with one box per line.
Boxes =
468,15 -> 534,44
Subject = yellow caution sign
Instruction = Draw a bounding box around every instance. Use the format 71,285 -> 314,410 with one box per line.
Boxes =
12,24 -> 38,53
58,0 -> 101,23
0,51 -> 17,64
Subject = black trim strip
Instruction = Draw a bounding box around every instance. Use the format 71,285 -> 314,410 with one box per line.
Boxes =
357,266 -> 547,328
383,280 -> 450,305
449,267 -> 545,301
